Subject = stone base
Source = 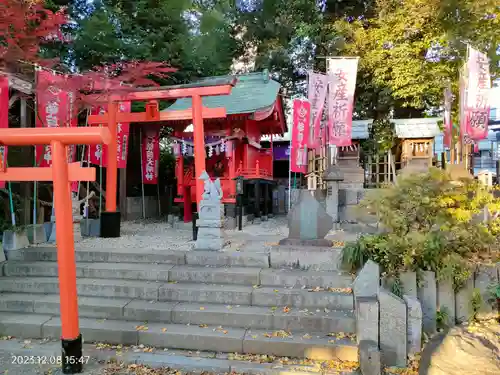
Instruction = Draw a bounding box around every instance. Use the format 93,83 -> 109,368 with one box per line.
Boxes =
26,224 -> 47,244
194,226 -> 227,251
278,238 -> 333,247
48,223 -> 56,243
3,230 -> 30,258
80,218 -> 101,237
43,222 -> 53,242
270,245 -> 342,271
100,211 -> 121,238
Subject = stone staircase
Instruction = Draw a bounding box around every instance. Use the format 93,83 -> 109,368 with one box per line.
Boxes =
0,246 -> 357,361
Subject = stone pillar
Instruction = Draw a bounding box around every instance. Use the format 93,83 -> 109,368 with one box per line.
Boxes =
224,203 -> 237,230
254,181 -> 261,220
323,166 -> 343,223
263,183 -> 269,220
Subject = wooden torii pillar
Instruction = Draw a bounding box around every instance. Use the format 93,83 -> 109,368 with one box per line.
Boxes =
87,81 -> 235,237
0,127 -> 111,374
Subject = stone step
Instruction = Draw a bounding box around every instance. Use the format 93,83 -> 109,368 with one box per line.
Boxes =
0,277 -> 354,310
158,282 -> 254,305
259,269 -> 354,288
0,293 -> 355,333
2,262 -> 261,285
185,251 -> 269,268
7,247 -> 270,268
171,302 -> 355,333
169,265 -> 261,285
0,312 -> 358,361
2,262 -> 173,282
7,247 -> 187,264
252,287 -> 354,310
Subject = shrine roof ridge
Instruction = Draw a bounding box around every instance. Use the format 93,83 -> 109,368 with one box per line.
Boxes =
165,70 -> 281,116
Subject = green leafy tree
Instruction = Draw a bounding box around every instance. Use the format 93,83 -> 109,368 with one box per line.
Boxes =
342,168 -> 500,290
335,0 -> 500,118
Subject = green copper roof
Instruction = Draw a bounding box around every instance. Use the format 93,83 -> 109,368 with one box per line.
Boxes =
165,70 -> 281,115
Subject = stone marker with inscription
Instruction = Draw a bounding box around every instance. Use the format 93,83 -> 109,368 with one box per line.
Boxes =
194,171 -> 227,251
279,189 -> 333,246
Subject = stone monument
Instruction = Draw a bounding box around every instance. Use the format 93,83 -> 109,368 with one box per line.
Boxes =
279,189 -> 333,246
194,171 -> 227,251
323,165 -> 343,222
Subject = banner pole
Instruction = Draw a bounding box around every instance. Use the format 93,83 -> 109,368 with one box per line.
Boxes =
139,128 -> 146,219
288,143 -> 292,212
33,65 -> 39,241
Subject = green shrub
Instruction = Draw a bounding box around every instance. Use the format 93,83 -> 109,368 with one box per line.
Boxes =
342,167 -> 500,289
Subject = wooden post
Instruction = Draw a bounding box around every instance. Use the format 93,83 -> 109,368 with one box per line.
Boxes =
192,94 -> 206,205
375,154 -> 380,187
119,168 -> 127,221
0,126 -> 109,374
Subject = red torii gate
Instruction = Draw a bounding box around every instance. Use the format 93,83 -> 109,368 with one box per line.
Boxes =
0,127 -> 111,374
86,79 -> 235,237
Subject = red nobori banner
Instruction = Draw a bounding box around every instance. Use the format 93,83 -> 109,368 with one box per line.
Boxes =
290,99 -> 311,174
86,105 -> 107,165
327,58 -> 358,147
86,103 -> 131,168
464,46 -> 491,141
0,75 -> 9,189
141,127 -> 160,184
116,101 -> 131,169
307,71 -> 329,150
35,70 -> 77,167
443,85 -> 453,148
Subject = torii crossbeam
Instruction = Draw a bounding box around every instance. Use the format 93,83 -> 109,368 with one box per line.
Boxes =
86,79 -> 235,238
0,127 -> 111,374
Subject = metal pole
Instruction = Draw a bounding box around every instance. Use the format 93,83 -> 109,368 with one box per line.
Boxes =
139,128 -> 146,219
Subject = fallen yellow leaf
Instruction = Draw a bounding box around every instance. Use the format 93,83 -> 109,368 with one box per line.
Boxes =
161,328 -> 167,332
199,307 -> 205,310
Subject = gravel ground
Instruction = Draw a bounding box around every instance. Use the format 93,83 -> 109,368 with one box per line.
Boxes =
33,215 -> 361,252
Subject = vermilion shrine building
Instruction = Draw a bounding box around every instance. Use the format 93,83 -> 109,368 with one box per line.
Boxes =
166,71 -> 286,225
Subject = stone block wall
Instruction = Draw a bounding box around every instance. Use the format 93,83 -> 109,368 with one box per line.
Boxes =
353,261 -> 499,372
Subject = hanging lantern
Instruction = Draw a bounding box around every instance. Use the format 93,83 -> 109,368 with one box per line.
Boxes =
419,143 -> 423,152
215,144 -> 220,155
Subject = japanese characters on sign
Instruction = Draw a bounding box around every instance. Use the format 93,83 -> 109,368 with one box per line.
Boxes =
0,75 -> 8,189
86,102 -> 131,168
290,99 -> 311,173
327,58 -> 358,147
141,127 -> 160,185
464,46 -> 491,141
307,72 -> 329,150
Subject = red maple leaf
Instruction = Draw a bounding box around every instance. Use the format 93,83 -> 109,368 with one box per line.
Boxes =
0,0 -> 68,67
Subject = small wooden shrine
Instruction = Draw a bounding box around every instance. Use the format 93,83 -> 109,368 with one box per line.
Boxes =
167,71 -> 286,222
393,118 -> 441,172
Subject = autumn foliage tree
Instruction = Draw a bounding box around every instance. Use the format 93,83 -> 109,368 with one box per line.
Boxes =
0,0 -> 68,68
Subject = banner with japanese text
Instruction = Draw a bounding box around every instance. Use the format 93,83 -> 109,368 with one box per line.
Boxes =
87,106 -> 106,165
35,70 -> 75,167
327,58 -> 358,147
86,103 -> 131,168
290,99 -> 310,173
464,46 -> 491,141
141,127 -> 160,184
443,85 -> 453,148
0,75 -> 9,189
115,101 -> 131,169
307,72 -> 328,150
